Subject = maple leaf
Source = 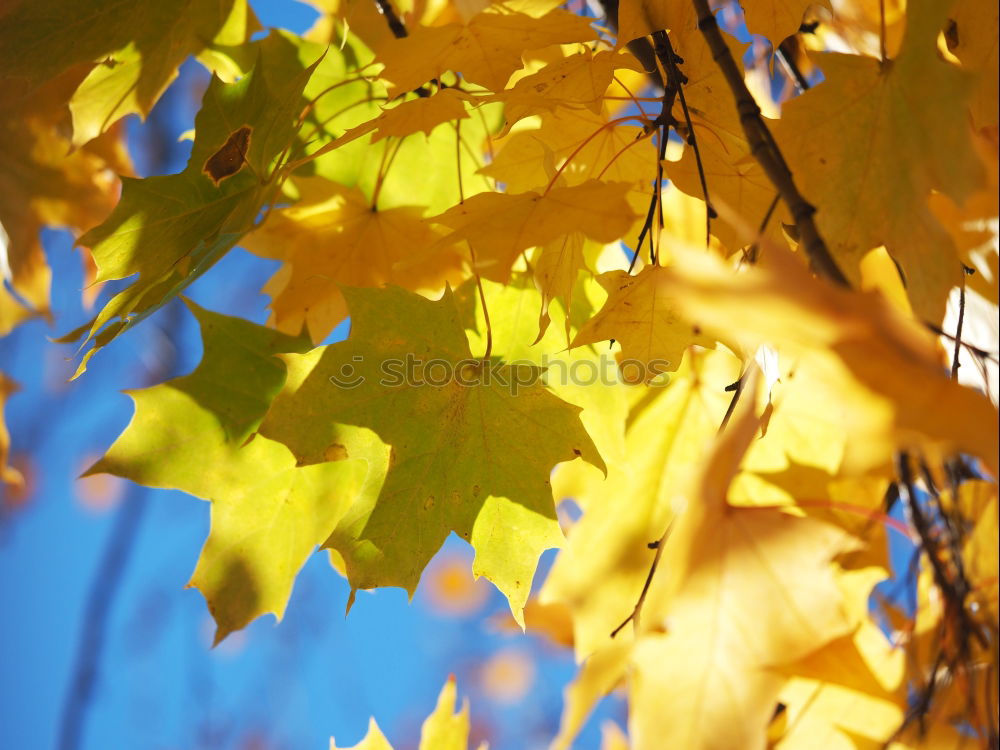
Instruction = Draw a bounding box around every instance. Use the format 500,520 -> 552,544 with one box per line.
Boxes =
62,33 -> 321,375
0,68 -> 131,334
946,0 -> 999,130
260,285 -> 604,616
429,179 -> 638,282
306,88 -> 473,156
491,49 -> 643,130
735,353 -> 877,477
532,232 -> 591,343
0,0 -> 257,147
375,3 -> 597,92
628,385 -> 858,750
480,108 -> 656,193
740,0 -> 832,49
331,676 -> 476,750
615,0 -> 689,47
209,31 -> 501,216
774,0 -> 985,320
541,348 -> 741,657
3,0 -> 998,743
291,54 -> 502,216
953,480 -> 999,625
553,375 -> 859,750
571,266 -> 715,383
655,242 -> 1000,476
654,11 -> 792,252
773,623 -> 906,749
243,178 -> 465,342
86,301 -> 367,642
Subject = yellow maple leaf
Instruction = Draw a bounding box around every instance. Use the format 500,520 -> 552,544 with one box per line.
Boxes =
429,179 -> 638,282
946,0 -> 999,130
243,179 -> 465,342
304,0 -> 476,54
492,48 -> 644,130
571,266 -> 715,383
532,232 -> 591,343
773,624 -> 905,750
305,88 -> 473,157
375,3 -> 596,92
331,676 -> 476,750
0,70 -> 131,334
742,0 -> 832,49
553,372 -> 859,750
481,107 -> 656,193
541,348 -> 740,658
655,242 -> 1000,477
616,0 -> 691,47
626,375 -> 859,750
774,0 -> 986,321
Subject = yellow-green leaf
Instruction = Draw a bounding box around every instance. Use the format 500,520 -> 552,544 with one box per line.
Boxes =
261,285 -> 604,614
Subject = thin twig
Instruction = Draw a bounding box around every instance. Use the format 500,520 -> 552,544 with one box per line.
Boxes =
628,69 -> 678,271
373,0 -> 407,38
719,374 -> 744,432
473,263 -> 493,360
895,453 -> 986,651
454,118 -> 464,205
951,265 -> 971,379
775,39 -> 810,94
610,521 -> 674,638
740,192 -> 780,267
653,30 -> 715,247
923,321 -> 998,364
690,0 -> 849,286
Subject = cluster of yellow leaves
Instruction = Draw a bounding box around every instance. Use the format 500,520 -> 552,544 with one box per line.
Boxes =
3,0 -> 998,747
543,242 -> 998,750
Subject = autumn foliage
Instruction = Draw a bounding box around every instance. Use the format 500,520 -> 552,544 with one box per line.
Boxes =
1,0 -> 998,748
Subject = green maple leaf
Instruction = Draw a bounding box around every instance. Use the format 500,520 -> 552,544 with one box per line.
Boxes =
62,32 -> 319,376
0,0 -> 256,146
87,301 -> 366,643
261,286 -> 605,619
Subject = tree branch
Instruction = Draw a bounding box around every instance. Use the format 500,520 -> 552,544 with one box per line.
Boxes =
373,0 -> 407,38
690,0 -> 850,287
951,264 -> 973,379
652,30 -> 715,247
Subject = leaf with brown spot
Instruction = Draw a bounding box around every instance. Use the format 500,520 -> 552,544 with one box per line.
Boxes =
203,125 -> 252,185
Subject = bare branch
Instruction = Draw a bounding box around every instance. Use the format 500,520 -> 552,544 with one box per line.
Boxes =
690,0 -> 850,287
374,0 -> 407,39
